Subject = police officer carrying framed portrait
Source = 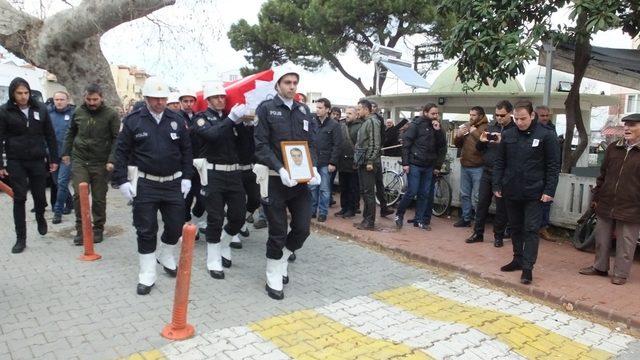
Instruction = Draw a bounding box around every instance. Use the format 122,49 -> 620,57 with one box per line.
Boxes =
254,67 -> 321,300
112,77 -> 193,295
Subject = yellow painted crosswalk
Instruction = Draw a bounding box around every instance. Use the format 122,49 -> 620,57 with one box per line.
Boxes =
250,309 -> 432,359
373,286 -> 612,360
137,281 -> 634,359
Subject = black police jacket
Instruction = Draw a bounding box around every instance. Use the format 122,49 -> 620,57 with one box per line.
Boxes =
254,95 -> 317,171
0,101 -> 57,167
112,106 -> 193,186
194,108 -> 247,165
235,122 -> 256,165
475,119 -> 515,173
492,120 -> 560,200
180,110 -> 202,158
313,115 -> 342,167
401,116 -> 446,168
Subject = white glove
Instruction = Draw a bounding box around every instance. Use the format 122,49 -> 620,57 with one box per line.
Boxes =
181,179 -> 191,198
119,182 -> 134,201
228,103 -> 249,123
278,167 -> 298,187
308,167 -> 321,186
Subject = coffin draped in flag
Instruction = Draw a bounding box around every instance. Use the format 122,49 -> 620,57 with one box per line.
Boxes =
222,68 -> 278,113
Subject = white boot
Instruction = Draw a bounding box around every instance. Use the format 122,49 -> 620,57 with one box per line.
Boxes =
282,248 -> 292,284
265,258 -> 284,300
230,234 -> 242,249
207,242 -> 224,279
157,242 -> 178,277
138,253 -> 157,287
220,230 -> 232,268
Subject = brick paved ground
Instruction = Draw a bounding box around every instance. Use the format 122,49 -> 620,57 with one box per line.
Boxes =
312,206 -> 640,330
0,192 -> 639,359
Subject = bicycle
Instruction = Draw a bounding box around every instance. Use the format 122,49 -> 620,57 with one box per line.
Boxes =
379,160 -> 452,217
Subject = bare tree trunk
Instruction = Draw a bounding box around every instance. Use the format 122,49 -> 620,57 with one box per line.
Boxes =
562,13 -> 591,173
0,0 -> 176,106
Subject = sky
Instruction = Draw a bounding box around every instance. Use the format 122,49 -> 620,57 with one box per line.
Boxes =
1,0 -> 637,108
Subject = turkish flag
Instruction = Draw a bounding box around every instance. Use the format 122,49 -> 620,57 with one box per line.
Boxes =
222,68 -> 276,113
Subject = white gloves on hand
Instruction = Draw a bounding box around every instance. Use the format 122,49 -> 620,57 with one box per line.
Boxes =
308,167 -> 321,186
181,179 -> 192,198
228,103 -> 249,123
119,182 -> 134,201
278,167 -> 298,187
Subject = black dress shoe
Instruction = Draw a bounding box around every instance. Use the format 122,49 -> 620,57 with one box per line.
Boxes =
500,260 -> 522,272
36,215 -> 48,235
380,207 -> 394,217
395,215 -> 403,229
246,213 -> 254,223
157,260 -> 177,277
230,241 -> 243,249
341,211 -> 356,218
282,275 -> 289,284
253,219 -> 267,229
288,252 -> 296,262
465,233 -> 484,243
354,222 -> 375,231
317,214 -> 327,222
494,237 -> 504,247
209,270 -> 225,279
239,228 -> 250,237
453,219 -> 471,228
73,233 -> 83,246
93,230 -> 104,244
335,209 -> 347,217
520,269 -> 532,284
222,257 -> 232,268
11,240 -> 26,254
52,213 -> 62,224
265,283 -> 284,300
136,283 -> 154,295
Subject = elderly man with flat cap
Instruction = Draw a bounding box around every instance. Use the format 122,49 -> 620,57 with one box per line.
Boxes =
580,113 -> 640,285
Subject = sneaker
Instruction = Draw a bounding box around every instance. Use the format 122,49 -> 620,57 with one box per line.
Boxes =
93,230 -> 104,244
341,211 -> 355,218
311,213 -> 317,219
415,222 -> 431,231
494,237 -> 504,247
334,209 -> 347,217
52,213 -> 62,224
62,207 -> 73,215
73,233 -> 83,246
317,214 -> 327,222
465,233 -> 484,243
453,219 -> 471,227
395,215 -> 403,229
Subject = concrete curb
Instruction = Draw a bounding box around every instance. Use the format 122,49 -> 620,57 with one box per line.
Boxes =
311,221 -> 640,330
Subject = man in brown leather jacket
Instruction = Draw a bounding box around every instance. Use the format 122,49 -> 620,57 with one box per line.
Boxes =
580,113 -> 640,285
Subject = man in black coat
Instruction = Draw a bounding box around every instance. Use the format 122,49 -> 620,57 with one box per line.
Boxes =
493,100 -> 560,285
0,77 -> 58,253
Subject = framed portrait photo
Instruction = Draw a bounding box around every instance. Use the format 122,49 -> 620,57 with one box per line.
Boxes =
281,141 -> 314,183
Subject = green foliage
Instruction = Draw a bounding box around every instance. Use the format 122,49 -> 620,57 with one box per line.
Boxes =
228,0 -> 449,94
439,0 -> 639,91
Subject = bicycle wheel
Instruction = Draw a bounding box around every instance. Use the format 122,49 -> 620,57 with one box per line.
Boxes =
379,170 -> 403,206
432,176 -> 451,217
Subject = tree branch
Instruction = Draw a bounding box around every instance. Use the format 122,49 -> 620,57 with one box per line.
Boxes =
0,0 -> 40,59
40,0 -> 176,45
326,53 -> 373,95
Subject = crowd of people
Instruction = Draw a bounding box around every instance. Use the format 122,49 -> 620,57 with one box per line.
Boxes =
1,69 -> 639,297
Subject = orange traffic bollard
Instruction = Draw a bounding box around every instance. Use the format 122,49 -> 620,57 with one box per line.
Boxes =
78,182 -> 101,261
0,180 -> 14,198
161,224 -> 197,340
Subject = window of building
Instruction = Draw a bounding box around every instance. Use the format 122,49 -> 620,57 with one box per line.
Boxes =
626,94 -> 640,113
